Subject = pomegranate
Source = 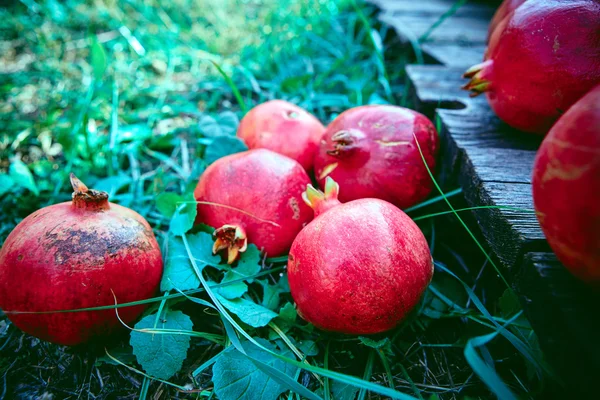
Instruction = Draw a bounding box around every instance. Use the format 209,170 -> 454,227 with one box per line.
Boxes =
532,85 -> 600,285
313,105 -> 439,209
237,100 -> 325,171
485,1 -> 522,60
0,174 -> 163,346
463,0 -> 600,134
194,149 -> 313,263
487,0 -> 527,41
288,178 -> 433,334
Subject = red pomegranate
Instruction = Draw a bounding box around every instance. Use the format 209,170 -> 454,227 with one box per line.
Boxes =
487,0 -> 527,41
194,149 -> 313,263
288,178 -> 433,334
313,105 -> 439,209
463,0 -> 600,134
0,174 -> 163,346
237,100 -> 325,171
532,85 -> 600,285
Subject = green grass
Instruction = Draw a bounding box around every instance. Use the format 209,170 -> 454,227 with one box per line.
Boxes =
0,0 -> 553,399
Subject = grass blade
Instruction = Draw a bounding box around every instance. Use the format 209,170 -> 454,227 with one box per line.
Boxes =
412,132 -> 511,289
209,60 -> 248,113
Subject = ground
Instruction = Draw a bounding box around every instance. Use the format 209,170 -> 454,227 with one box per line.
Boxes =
1,1 -> 551,399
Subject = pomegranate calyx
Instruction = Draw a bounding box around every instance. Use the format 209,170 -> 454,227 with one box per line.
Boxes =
213,225 -> 248,264
327,130 -> 362,158
302,177 -> 341,217
462,60 -> 493,97
69,173 -> 110,210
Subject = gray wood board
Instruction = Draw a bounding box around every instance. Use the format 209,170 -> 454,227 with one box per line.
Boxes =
369,0 -> 496,19
379,12 -> 490,45
371,0 -> 495,66
422,43 -> 487,68
406,64 -> 546,269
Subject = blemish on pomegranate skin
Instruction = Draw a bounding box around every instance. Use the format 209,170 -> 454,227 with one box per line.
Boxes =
17,255 -> 23,261
553,35 -> 560,53
289,197 -> 301,220
374,139 -> 411,147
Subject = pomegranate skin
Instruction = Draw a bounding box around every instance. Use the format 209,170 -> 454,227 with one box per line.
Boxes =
0,177 -> 163,346
532,85 -> 600,285
487,0 -> 527,42
237,100 -> 325,171
194,149 -> 313,261
465,0 -> 600,134
288,179 -> 433,334
313,105 -> 438,209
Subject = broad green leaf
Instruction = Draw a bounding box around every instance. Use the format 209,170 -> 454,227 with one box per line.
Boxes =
278,275 -> 290,293
268,302 -> 298,339
232,244 -> 261,280
156,192 -> 182,218
258,279 -> 280,310
160,232 -> 220,292
206,245 -> 261,299
90,36 -> 107,80
130,310 -> 193,380
198,115 -> 220,137
9,159 -> 39,195
215,272 -> 248,300
212,338 -> 298,400
216,111 -> 240,135
279,302 -> 297,322
0,174 -> 14,196
170,195 -> 197,236
359,337 -> 393,356
198,112 -> 239,137
499,288 -> 520,318
331,381 -> 359,400
204,136 -> 248,164
217,295 -> 278,328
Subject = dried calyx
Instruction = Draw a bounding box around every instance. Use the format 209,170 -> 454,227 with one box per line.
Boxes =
70,173 -> 109,210
326,130 -> 363,157
213,225 -> 248,264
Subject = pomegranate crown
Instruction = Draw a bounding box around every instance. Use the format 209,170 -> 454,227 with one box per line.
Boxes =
70,173 -> 109,210
302,177 -> 341,216
213,225 -> 248,265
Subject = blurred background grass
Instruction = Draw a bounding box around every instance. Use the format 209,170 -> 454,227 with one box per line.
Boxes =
0,0 -> 409,241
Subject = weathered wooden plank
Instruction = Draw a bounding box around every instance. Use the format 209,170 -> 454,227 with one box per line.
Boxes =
370,0 -> 496,18
379,12 -> 489,44
421,43 -> 487,68
368,0 -> 497,66
438,106 -> 544,151
519,253 -> 600,396
406,64 -> 472,116
460,179 -> 548,268
406,64 -> 546,268
462,147 -> 535,184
